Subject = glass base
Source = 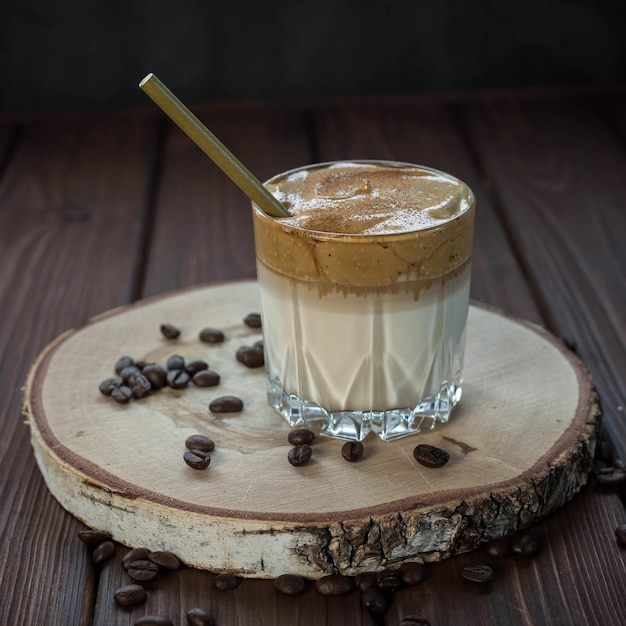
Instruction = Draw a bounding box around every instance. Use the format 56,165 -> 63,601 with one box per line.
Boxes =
267,377 -> 462,442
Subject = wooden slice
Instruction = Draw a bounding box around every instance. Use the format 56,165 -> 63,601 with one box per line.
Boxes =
24,280 -> 600,579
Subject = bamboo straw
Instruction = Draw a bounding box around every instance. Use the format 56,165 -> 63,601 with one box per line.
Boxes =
139,73 -> 289,218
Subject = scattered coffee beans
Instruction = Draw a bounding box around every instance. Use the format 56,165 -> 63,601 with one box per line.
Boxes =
99,377 -> 123,396
199,327 -> 225,343
214,573 -> 239,590
185,359 -> 209,376
114,583 -> 147,607
273,573 -> 307,595
184,449 -> 211,470
400,562 -> 426,586
92,540 -> 115,565
149,551 -> 181,571
185,434 -> 215,452
361,586 -> 388,614
315,574 -> 356,596
127,559 -> 160,582
341,441 -> 364,462
376,569 -> 403,592
122,547 -> 151,571
354,572 -> 378,592
511,531 -> 540,558
130,373 -> 152,399
142,364 -> 167,389
459,563 -> 494,583
594,466 -> 626,487
115,355 -> 135,374
111,385 -> 133,404
166,354 -> 185,370
186,607 -> 216,626
399,617 -> 431,626
243,312 -> 262,328
486,537 -> 514,559
166,369 -> 190,389
192,369 -> 220,387
413,444 -> 450,468
77,529 -> 112,547
288,444 -> 312,467
134,617 -> 173,626
120,365 -> 142,382
615,524 -> 626,547
288,429 -> 315,446
160,323 -> 180,339
236,344 -> 264,368
209,395 -> 244,413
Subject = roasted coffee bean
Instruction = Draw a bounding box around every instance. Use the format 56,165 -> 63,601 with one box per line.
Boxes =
111,385 -> 133,403
615,524 -> 626,547
315,574 -> 356,596
185,434 -> 215,452
122,547 -> 151,571
185,359 -> 209,375
361,587 -> 388,614
160,323 -> 180,339
413,444 -> 450,468
354,572 -> 378,591
511,531 -> 540,558
92,540 -> 115,565
209,395 -> 243,413
243,312 -> 262,328
288,428 -> 316,446
192,369 -> 221,387
214,573 -> 239,590
127,559 -> 160,582
459,563 -> 493,583
120,365 -> 142,383
166,354 -> 185,370
77,529 -> 111,547
341,441 -> 364,462
399,617 -> 430,626
597,438 -> 614,465
186,607 -> 216,626
134,617 -> 173,626
115,355 -> 135,374
400,561 -> 426,586
99,377 -> 123,396
236,345 -> 265,368
288,444 -> 312,467
273,573 -> 307,595
376,568 -> 403,592
149,550 -> 181,571
142,364 -> 167,389
199,327 -> 225,343
594,466 -> 626,487
166,369 -> 190,389
486,537 -> 514,559
184,450 -> 211,470
114,583 -> 147,607
130,373 -> 152,399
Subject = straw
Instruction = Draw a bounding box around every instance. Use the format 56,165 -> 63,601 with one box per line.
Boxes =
139,73 -> 290,218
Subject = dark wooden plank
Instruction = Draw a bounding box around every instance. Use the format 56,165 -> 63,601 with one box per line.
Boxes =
142,102 -> 313,296
456,92 -> 626,456
0,110 -> 162,625
307,95 -> 543,325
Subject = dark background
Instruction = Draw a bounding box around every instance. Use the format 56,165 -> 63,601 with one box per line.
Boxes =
1,0 -> 626,112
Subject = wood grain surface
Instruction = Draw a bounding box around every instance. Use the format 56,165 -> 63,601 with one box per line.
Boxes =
2,87 -> 626,625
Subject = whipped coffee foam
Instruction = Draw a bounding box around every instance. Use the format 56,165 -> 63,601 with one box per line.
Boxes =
266,161 -> 471,235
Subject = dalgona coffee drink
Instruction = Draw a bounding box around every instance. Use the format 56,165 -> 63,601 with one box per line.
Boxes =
252,161 -> 475,441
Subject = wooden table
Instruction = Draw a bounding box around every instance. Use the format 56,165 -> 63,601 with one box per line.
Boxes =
1,86 -> 625,625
